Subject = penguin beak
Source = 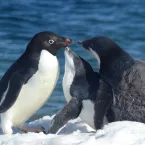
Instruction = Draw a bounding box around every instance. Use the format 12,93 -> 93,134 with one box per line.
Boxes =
57,36 -> 73,48
78,40 -> 89,50
78,41 -> 83,45
64,38 -> 73,45
65,47 -> 70,51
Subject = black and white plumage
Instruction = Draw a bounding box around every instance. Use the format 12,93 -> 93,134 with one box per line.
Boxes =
78,37 -> 145,122
47,47 -> 114,134
0,31 -> 73,134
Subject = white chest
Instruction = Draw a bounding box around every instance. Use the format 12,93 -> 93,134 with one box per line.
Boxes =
62,68 -> 75,102
79,100 -> 95,129
3,50 -> 60,126
63,53 -> 75,102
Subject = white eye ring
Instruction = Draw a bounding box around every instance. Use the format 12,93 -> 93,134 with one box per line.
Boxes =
49,39 -> 54,44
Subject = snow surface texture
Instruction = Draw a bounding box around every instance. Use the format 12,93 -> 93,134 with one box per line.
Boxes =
0,115 -> 145,145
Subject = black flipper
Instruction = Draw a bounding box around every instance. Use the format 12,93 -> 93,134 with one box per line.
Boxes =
106,107 -> 115,123
0,67 -> 37,113
94,79 -> 113,129
47,97 -> 82,134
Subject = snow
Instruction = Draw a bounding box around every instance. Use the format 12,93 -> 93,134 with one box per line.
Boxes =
0,115 -> 145,145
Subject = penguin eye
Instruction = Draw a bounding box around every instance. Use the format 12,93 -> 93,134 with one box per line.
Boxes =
48,39 -> 54,44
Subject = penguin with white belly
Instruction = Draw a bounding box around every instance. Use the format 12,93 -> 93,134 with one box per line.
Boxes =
0,31 -> 73,134
47,47 -> 114,134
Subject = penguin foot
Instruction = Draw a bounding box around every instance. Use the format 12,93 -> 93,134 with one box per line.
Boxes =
18,126 -> 46,133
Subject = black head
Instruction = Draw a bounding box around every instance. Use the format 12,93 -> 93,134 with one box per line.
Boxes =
78,37 -> 124,62
78,37 -> 135,87
78,36 -> 134,66
26,31 -> 73,56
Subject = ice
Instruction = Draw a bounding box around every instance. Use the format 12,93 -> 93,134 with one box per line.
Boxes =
0,115 -> 145,145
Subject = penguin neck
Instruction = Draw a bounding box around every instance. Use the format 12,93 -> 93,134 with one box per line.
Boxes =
64,54 -> 75,76
38,50 -> 58,73
99,51 -> 135,88
65,57 -> 88,78
64,52 -> 93,78
24,45 -> 41,61
23,48 -> 58,72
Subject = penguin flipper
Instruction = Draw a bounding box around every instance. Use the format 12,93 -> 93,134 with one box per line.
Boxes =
0,69 -> 33,113
47,97 -> 82,134
94,79 -> 113,129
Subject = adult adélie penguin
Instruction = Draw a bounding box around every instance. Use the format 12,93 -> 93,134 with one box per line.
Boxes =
78,36 -> 145,123
47,47 -> 114,134
0,31 -> 73,134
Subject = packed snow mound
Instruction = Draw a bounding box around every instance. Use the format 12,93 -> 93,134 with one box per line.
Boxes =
0,115 -> 145,145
